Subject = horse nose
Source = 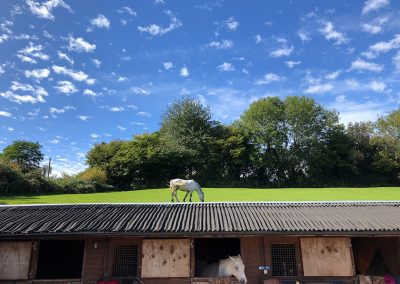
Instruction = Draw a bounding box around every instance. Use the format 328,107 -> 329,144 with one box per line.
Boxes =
240,279 -> 247,284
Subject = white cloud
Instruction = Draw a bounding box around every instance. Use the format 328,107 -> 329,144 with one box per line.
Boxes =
217,62 -> 235,72
131,87 -> 150,95
180,66 -> 189,77
117,6 -> 137,16
50,139 -> 59,144
131,121 -> 145,126
25,68 -> 50,79
138,11 -> 182,37
18,42 -> 49,60
207,40 -> 233,49
304,83 -> 334,94
10,81 -> 34,92
363,34 -> 400,59
108,106 -> 125,112
393,51 -> 400,72
256,73 -> 285,85
0,64 -> 5,75
77,115 -> 91,121
43,30 -> 54,39
225,17 -> 239,31
285,61 -> 301,68
90,133 -> 100,138
319,21 -> 349,45
57,51 -> 74,65
118,76 -> 127,82
54,80 -> 78,95
26,0 -> 72,20
349,58 -> 384,72
92,59 -> 101,68
255,34 -> 262,44
1,81 -> 48,104
0,111 -> 12,117
49,106 -> 75,116
52,65 -> 93,84
361,23 -> 382,34
83,89 -> 98,97
325,70 -> 341,80
163,62 -> 173,70
67,36 -> 96,53
16,54 -> 37,64
330,97 -> 390,125
368,80 -> 387,92
137,111 -> 151,117
7,127 -> 14,132
117,125 -> 127,131
90,14 -> 110,29
362,0 -> 390,14
0,34 -> 9,43
270,46 -> 293,57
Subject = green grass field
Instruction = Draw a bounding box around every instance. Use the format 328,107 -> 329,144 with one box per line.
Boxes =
0,187 -> 399,205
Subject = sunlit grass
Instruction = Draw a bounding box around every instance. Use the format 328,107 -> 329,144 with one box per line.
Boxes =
0,187 -> 399,205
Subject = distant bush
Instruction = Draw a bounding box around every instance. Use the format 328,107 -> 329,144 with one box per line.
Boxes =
53,176 -> 114,194
0,162 -> 30,194
23,170 -> 60,194
0,163 -> 60,194
77,167 -> 108,184
0,162 -> 115,195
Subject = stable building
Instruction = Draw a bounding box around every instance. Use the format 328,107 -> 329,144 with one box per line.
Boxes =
0,202 -> 399,284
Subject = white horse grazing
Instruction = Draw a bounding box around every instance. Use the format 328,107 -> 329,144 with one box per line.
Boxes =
169,178 -> 204,202
198,255 -> 247,284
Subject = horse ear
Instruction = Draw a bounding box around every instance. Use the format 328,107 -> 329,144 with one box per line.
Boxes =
238,254 -> 241,258
229,255 -> 234,261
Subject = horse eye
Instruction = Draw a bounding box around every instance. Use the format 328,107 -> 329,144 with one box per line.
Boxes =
235,266 -> 239,270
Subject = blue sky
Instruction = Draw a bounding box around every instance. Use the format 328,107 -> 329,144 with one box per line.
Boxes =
1,0 -> 400,175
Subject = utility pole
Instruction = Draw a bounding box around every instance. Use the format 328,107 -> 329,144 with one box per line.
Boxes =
48,158 -> 51,179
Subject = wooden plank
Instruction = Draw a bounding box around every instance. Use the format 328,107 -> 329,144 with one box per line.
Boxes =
0,241 -> 32,280
141,239 -> 190,278
300,237 -> 353,276
241,237 -> 264,284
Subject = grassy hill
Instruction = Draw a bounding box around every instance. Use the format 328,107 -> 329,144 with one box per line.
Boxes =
0,187 -> 399,205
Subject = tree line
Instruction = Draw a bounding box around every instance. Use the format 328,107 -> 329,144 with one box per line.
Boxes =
1,95 -> 399,194
86,96 -> 400,189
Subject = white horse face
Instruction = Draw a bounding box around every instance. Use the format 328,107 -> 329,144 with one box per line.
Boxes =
228,255 -> 247,284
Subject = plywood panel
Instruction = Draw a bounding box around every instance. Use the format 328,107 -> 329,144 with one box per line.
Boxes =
141,239 -> 190,278
301,237 -> 353,276
0,241 -> 31,280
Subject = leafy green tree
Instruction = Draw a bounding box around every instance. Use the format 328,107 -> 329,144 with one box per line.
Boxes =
1,140 -> 44,173
370,109 -> 400,183
205,124 -> 251,186
238,96 -> 346,186
160,96 -> 215,179
238,96 -> 287,184
346,122 -> 377,183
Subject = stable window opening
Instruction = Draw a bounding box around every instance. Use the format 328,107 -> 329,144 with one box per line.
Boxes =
36,240 -> 85,279
111,245 -> 138,278
195,238 -> 241,277
271,243 -> 297,276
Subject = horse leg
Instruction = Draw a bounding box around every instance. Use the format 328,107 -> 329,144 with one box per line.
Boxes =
189,192 -> 193,202
183,191 -> 189,202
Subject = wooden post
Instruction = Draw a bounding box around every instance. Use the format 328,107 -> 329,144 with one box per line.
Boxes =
47,158 -> 51,179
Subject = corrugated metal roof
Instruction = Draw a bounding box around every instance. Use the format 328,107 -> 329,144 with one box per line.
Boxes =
0,202 -> 399,237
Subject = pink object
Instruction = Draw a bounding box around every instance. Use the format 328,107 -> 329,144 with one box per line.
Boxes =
384,275 -> 396,284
